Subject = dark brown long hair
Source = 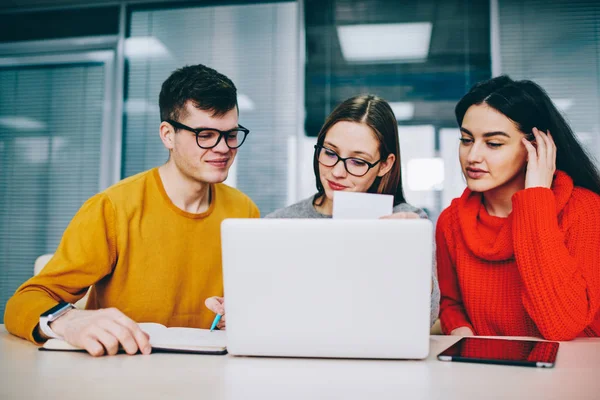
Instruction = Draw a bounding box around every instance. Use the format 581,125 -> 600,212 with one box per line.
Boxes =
313,94 -> 406,206
456,75 -> 600,194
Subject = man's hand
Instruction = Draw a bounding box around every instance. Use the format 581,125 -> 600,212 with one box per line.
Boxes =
205,296 -> 226,330
48,308 -> 151,356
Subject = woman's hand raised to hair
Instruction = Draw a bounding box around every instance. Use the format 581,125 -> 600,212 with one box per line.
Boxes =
380,211 -> 420,220
522,127 -> 556,189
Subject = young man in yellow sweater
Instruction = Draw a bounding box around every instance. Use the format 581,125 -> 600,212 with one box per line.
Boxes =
4,64 -> 259,356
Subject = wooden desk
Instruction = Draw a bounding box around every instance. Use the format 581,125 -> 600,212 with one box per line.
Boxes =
1,325 -> 598,399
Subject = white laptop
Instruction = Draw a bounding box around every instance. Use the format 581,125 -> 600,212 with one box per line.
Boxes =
221,219 -> 432,359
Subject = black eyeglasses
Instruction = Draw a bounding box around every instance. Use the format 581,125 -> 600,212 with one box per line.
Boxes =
314,145 -> 381,177
164,119 -> 249,149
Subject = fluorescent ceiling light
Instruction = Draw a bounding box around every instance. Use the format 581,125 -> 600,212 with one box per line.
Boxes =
125,99 -> 160,115
337,22 -> 432,63
125,36 -> 170,59
15,137 -> 49,164
407,158 -> 444,191
237,93 -> 255,111
553,98 -> 573,113
0,57 -> 22,67
389,102 -> 415,120
85,51 -> 114,63
0,116 -> 46,130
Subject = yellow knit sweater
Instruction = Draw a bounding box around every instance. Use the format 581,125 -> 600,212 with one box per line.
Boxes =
4,168 -> 260,343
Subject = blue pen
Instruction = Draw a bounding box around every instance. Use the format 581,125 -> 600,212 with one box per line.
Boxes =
210,314 -> 222,332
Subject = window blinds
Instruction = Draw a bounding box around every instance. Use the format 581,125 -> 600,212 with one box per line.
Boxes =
498,0 -> 600,163
0,64 -> 105,321
123,2 -> 299,215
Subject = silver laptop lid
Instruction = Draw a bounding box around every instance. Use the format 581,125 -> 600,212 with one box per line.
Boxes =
222,218 -> 432,359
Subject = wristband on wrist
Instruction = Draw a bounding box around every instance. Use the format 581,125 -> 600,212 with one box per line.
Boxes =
39,302 -> 75,339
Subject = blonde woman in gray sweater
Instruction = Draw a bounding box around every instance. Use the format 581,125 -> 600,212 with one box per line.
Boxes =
206,95 -> 440,329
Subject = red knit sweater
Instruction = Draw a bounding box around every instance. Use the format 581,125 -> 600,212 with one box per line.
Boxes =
436,170 -> 600,340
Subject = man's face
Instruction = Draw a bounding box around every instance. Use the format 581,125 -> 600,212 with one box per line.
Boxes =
162,101 -> 239,184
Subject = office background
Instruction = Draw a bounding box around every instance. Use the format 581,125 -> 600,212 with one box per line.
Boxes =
0,0 -> 599,322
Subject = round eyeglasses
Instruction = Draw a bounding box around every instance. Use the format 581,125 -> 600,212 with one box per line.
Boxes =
314,145 -> 381,177
164,119 -> 249,149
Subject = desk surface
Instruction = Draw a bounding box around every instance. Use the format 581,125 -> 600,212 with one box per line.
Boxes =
1,325 -> 599,400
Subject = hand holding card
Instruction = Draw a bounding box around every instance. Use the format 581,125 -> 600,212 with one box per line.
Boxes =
332,191 -> 393,219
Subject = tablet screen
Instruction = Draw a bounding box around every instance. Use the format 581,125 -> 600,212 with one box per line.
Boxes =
438,338 -> 559,366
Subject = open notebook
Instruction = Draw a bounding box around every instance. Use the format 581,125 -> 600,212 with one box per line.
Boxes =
40,322 -> 227,355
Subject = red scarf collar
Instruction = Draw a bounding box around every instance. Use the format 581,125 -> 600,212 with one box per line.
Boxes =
457,170 -> 573,261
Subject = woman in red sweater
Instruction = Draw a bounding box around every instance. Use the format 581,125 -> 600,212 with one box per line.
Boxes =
437,75 -> 600,341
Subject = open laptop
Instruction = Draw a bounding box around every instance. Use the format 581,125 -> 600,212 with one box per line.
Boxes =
221,218 -> 432,359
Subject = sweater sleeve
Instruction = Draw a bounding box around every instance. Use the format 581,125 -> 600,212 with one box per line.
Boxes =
512,187 -> 600,341
4,193 -> 118,344
249,200 -> 261,218
436,209 -> 475,334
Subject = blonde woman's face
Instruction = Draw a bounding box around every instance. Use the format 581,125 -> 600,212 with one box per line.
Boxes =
318,121 -> 394,202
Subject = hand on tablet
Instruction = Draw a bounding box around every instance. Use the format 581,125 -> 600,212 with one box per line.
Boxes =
205,296 -> 226,330
451,326 -> 475,336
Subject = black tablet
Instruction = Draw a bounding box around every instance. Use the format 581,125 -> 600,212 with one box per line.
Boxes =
437,337 -> 559,368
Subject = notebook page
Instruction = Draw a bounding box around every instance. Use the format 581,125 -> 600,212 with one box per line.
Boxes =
43,339 -> 82,351
140,323 -> 227,348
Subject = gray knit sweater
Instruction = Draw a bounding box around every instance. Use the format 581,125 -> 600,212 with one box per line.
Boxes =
266,195 -> 441,328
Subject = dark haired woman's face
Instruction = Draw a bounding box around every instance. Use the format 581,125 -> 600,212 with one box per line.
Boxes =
459,104 -> 528,194
319,121 -> 394,203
